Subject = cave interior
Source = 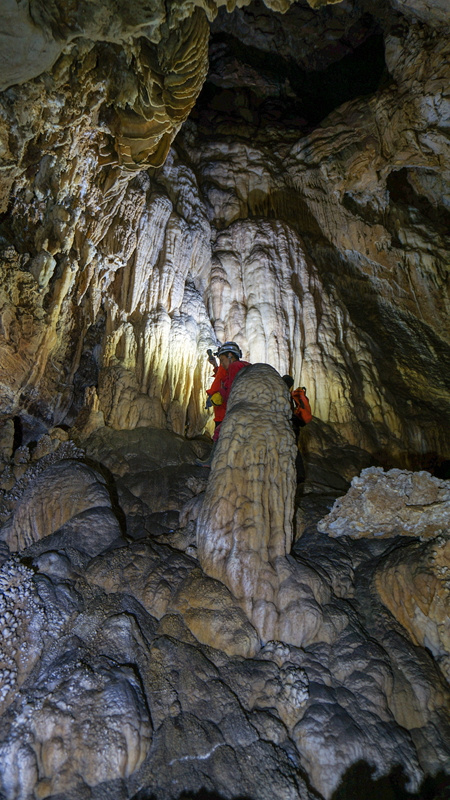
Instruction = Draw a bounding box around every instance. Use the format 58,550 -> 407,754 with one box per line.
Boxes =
0,0 -> 449,798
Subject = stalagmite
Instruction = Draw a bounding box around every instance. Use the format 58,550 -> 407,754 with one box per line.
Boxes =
197,363 -> 330,646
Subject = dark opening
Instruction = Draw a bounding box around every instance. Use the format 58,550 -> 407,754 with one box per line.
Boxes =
387,168 -> 450,237
190,28 -> 389,138
12,416 -> 23,452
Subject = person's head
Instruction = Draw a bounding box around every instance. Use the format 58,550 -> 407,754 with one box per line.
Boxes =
282,374 -> 294,389
216,342 -> 242,369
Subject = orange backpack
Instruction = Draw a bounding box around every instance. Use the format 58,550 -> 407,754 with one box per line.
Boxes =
291,387 -> 312,425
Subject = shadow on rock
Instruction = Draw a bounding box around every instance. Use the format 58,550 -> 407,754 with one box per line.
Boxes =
133,790 -> 253,800
331,762 -> 450,800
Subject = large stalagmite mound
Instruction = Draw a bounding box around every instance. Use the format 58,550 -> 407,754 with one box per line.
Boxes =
197,364 -> 331,647
0,0 -> 449,797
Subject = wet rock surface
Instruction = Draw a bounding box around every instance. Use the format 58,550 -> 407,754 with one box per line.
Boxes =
197,364 -> 330,648
0,0 -> 448,473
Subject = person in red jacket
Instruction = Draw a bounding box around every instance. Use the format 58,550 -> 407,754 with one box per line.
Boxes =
282,375 -> 312,484
197,342 -> 250,467
204,351 -> 228,431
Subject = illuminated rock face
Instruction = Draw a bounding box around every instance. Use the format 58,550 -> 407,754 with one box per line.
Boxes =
0,3 -> 449,469
0,0 -> 322,169
0,431 -> 448,800
113,9 -> 210,170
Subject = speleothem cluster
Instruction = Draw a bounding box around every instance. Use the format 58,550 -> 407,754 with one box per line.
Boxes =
197,364 -> 331,647
0,394 -> 448,798
0,559 -> 44,710
0,0 -> 449,797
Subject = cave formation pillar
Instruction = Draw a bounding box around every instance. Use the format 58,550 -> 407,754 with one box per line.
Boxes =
197,363 -> 298,643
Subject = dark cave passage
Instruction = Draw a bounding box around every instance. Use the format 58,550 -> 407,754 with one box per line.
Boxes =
191,24 -> 388,137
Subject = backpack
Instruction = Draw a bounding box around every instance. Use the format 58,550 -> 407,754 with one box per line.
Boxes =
291,387 -> 312,425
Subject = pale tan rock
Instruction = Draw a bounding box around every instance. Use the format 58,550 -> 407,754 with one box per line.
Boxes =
0,5 -> 448,472
317,467 -> 450,539
37,508 -> 123,559
48,427 -> 69,442
115,9 -> 210,170
31,434 -> 57,461
197,364 -> 330,646
168,568 -> 259,657
0,4 -> 449,796
145,634 -> 312,800
0,0 -> 62,90
252,643 -> 309,730
376,534 -> 450,680
86,541 -> 196,619
83,425 -> 207,478
71,386 -> 105,442
0,416 -> 448,799
98,364 -> 165,431
0,0 -> 331,99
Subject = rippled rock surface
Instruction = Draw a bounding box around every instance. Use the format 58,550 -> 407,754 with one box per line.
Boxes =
0,418 -> 448,799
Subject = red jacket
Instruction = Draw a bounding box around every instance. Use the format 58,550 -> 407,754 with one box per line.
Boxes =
207,364 -> 228,422
211,359 -> 250,442
219,360 -> 250,406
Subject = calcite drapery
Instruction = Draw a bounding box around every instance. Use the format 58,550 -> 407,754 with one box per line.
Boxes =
0,0 -> 449,797
1,5 -> 449,471
114,9 -> 210,169
0,650 -> 152,799
1,0 -> 335,171
0,459 -> 120,553
197,363 -> 330,645
318,466 -> 450,682
0,0 -> 342,97
376,534 -> 450,681
0,423 -> 448,799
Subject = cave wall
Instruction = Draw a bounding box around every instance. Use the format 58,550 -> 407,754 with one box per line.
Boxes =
0,0 -> 449,468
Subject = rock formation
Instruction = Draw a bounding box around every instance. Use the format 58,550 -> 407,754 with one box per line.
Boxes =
0,424 -> 448,799
0,0 -> 449,797
0,0 -> 448,469
376,533 -> 450,682
318,466 -> 450,540
197,364 -> 331,647
320,466 -> 450,684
